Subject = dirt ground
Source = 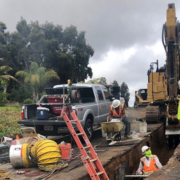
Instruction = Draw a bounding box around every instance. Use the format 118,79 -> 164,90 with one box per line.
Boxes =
0,108 -> 176,180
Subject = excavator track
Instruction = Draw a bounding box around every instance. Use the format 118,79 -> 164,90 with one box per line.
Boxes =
146,105 -> 160,123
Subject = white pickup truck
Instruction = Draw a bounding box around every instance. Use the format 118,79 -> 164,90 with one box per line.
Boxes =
18,84 -> 112,140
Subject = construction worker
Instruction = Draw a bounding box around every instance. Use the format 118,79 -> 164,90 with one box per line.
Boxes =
109,99 -> 131,138
67,80 -> 73,103
136,146 -> 162,175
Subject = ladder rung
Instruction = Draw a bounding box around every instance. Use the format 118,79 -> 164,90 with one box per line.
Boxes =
84,146 -> 90,149
97,172 -> 104,176
77,132 -> 84,136
70,120 -> 77,122
90,158 -> 97,162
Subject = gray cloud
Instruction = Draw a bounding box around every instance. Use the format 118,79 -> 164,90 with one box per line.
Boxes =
1,0 -> 180,105
1,0 -> 180,59
90,43 -> 166,106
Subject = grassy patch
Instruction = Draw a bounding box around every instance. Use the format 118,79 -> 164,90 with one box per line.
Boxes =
0,106 -> 22,112
0,106 -> 21,139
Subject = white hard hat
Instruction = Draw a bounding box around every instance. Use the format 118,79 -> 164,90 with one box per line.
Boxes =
142,146 -> 149,153
112,99 -> 120,108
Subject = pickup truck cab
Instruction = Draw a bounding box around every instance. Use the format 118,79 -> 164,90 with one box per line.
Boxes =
18,84 -> 112,140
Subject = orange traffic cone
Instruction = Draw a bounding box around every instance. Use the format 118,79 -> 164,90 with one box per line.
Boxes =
16,135 -> 19,140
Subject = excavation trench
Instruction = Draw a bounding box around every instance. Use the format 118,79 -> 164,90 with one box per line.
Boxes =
79,123 -> 174,180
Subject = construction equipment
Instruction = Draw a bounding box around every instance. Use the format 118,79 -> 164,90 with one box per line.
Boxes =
101,121 -> 124,143
134,89 -> 149,108
60,106 -> 109,180
134,59 -> 167,123
134,4 -> 180,128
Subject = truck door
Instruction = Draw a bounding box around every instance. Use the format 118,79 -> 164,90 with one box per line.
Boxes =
95,86 -> 109,123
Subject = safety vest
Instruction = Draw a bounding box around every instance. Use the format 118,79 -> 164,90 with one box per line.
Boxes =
110,104 -> 124,118
140,155 -> 158,175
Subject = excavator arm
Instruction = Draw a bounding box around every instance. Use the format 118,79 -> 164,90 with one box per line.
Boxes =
162,3 -> 180,123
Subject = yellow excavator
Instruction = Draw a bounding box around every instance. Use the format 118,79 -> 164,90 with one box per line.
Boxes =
135,4 -> 180,143
134,89 -> 149,108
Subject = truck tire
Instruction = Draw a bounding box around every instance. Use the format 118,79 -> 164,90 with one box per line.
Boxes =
84,118 -> 93,141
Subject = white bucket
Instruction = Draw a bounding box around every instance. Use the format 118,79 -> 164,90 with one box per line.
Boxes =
139,122 -> 147,133
9,145 -> 24,168
130,120 -> 139,133
101,129 -> 107,137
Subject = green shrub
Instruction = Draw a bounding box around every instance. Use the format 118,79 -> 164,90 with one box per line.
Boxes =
0,93 -> 8,106
39,91 -> 46,97
23,98 -> 34,104
10,84 -> 32,103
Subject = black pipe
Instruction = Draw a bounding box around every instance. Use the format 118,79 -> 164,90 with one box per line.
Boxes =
156,59 -> 159,72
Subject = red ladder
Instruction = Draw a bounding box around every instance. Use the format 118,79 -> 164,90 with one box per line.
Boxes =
60,108 -> 109,180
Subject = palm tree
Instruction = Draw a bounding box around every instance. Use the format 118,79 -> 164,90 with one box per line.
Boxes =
15,62 -> 60,102
0,66 -> 18,93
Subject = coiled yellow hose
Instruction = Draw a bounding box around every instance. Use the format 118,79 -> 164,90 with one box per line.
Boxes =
30,140 -> 61,171
22,144 -> 34,168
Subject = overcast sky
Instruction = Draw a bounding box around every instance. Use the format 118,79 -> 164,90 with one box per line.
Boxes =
1,0 -> 180,106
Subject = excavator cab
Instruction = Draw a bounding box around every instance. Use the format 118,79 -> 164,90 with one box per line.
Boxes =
138,89 -> 147,100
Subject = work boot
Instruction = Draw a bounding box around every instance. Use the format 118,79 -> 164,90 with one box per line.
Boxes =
124,135 -> 132,139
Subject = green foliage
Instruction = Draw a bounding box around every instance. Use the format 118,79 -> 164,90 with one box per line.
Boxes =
0,22 -> 7,33
0,107 -> 21,139
0,22 -> 12,68
86,77 -> 107,85
15,62 -> 60,102
120,82 -> 129,97
23,98 -> 34,104
0,65 -> 18,93
0,92 -> 8,106
10,83 -> 32,103
112,80 -> 119,86
0,106 -> 21,111
0,19 -> 94,101
8,18 -> 94,83
99,77 -> 107,85
39,91 -> 46,97
87,78 -> 100,84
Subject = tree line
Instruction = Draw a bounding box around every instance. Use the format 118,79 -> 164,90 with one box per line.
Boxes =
0,18 -> 130,105
0,18 -> 94,104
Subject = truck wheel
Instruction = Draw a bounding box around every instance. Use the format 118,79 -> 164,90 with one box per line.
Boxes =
84,119 -> 93,141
